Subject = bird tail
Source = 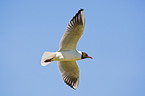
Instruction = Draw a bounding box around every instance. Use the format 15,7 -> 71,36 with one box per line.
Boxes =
41,51 -> 56,66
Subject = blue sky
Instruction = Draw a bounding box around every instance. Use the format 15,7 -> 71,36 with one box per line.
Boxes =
1,0 -> 145,96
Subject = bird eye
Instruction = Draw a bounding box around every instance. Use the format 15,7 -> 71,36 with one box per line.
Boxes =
86,54 -> 88,56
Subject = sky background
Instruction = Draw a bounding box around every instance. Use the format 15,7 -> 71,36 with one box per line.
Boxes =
1,0 -> 145,96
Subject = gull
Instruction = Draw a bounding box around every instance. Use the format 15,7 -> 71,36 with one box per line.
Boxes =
41,9 -> 92,89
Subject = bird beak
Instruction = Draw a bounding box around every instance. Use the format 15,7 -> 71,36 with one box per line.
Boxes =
87,56 -> 93,59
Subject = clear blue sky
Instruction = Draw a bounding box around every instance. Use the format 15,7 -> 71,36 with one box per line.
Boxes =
1,0 -> 145,96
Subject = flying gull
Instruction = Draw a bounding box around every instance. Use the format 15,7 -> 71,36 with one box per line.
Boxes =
41,9 -> 93,89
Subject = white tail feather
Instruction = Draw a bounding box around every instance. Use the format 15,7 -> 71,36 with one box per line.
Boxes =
41,51 -> 56,66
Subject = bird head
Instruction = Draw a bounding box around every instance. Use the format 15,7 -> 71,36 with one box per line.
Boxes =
81,52 -> 93,59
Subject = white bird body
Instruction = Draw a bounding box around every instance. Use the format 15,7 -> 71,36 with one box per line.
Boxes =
41,9 -> 92,89
54,50 -> 82,61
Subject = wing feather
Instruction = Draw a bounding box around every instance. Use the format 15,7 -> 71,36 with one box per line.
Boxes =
58,61 -> 79,89
59,9 -> 85,51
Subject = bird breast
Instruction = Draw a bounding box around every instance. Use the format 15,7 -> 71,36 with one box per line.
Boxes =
55,50 -> 82,61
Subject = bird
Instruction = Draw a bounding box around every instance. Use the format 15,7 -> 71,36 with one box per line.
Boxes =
41,9 -> 93,89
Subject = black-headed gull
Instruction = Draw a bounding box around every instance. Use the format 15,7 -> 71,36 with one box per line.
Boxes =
41,9 -> 92,89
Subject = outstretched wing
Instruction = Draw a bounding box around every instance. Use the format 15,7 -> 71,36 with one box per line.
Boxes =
59,9 -> 85,51
58,61 -> 79,89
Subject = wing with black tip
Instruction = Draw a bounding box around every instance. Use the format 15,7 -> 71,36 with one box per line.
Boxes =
59,9 -> 85,51
58,61 -> 79,89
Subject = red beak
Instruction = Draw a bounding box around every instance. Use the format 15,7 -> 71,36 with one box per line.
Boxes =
87,56 -> 93,59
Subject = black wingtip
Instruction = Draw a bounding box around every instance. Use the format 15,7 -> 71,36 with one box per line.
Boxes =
79,9 -> 84,11
64,81 -> 77,90
70,9 -> 84,22
78,9 -> 84,13
63,76 -> 78,90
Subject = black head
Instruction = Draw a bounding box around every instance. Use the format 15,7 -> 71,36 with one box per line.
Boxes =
81,52 -> 93,59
